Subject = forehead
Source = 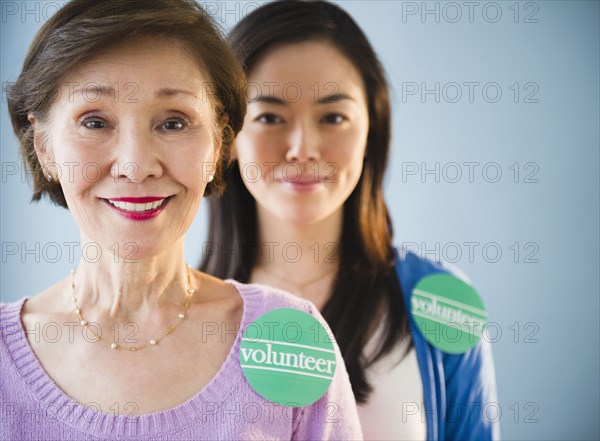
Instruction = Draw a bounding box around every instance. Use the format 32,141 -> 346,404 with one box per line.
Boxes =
248,41 -> 365,99
61,38 -> 210,98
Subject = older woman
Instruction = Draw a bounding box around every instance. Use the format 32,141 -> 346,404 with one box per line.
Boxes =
0,0 -> 362,439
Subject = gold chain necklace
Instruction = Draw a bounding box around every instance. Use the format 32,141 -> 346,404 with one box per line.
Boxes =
70,264 -> 196,351
257,265 -> 338,293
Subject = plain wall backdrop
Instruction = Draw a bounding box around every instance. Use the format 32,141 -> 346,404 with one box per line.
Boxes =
1,1 -> 598,439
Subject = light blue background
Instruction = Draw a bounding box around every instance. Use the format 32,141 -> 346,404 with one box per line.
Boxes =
1,1 -> 598,439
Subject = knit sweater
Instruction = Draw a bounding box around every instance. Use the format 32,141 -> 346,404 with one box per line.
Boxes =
0,280 -> 363,440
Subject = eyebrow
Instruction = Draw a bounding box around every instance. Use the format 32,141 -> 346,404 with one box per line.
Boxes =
318,93 -> 354,104
248,95 -> 286,105
249,93 -> 355,105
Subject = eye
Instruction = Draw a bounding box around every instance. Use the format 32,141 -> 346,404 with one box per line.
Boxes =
161,118 -> 187,131
256,113 -> 283,125
321,113 -> 346,125
81,117 -> 106,129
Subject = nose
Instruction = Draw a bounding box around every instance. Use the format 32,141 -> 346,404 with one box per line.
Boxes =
285,120 -> 321,163
112,125 -> 163,183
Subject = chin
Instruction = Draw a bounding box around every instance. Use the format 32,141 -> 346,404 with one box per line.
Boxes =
275,206 -> 334,227
99,236 -> 174,262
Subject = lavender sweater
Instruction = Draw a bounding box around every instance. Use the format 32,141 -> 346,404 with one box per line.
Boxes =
0,281 -> 363,440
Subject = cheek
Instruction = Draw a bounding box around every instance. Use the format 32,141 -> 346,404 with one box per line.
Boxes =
173,148 -> 214,192
47,127 -> 113,195
235,130 -> 281,165
237,133 -> 288,187
234,141 -> 274,196
52,150 -> 101,196
237,162 -> 270,185
327,133 -> 367,175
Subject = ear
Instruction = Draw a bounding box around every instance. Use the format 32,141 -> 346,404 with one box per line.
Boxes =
28,113 -> 54,168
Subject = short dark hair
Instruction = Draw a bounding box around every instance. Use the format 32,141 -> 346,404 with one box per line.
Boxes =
201,0 -> 411,404
7,0 -> 247,208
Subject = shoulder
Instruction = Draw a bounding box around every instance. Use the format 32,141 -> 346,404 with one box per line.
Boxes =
0,297 -> 28,360
6,276 -> 72,321
0,297 -> 28,330
0,297 -> 27,312
393,247 -> 474,301
395,246 -> 471,282
393,248 -> 498,403
223,280 -> 334,347
394,246 -> 492,365
226,279 -> 317,317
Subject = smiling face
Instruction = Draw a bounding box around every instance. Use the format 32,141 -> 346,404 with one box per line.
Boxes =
234,40 -> 370,226
31,38 -> 220,259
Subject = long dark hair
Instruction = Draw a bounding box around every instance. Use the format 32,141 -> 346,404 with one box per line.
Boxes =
200,0 -> 411,403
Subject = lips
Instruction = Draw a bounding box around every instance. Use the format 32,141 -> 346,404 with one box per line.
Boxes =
107,197 -> 168,212
276,176 -> 325,185
276,177 -> 325,194
284,178 -> 325,185
101,196 -> 172,220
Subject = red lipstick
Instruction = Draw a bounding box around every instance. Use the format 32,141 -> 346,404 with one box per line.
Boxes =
108,196 -> 166,203
102,196 -> 172,221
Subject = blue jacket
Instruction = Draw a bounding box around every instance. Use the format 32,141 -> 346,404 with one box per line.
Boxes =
394,248 -> 501,440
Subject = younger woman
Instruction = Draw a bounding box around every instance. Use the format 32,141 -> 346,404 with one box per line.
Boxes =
202,1 -> 499,439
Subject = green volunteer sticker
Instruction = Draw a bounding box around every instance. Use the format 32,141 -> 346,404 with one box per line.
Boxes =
239,308 -> 336,407
411,274 -> 487,354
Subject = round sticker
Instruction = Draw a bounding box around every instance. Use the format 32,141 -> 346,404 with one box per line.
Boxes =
411,273 -> 487,354
239,308 -> 336,407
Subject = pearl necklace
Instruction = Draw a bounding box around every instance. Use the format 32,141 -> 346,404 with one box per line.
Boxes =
70,264 -> 196,351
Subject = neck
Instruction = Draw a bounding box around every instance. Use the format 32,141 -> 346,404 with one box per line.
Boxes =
254,204 -> 343,284
72,235 -> 190,320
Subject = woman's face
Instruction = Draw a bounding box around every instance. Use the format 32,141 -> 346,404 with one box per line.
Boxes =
32,38 -> 220,259
234,41 -> 369,226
